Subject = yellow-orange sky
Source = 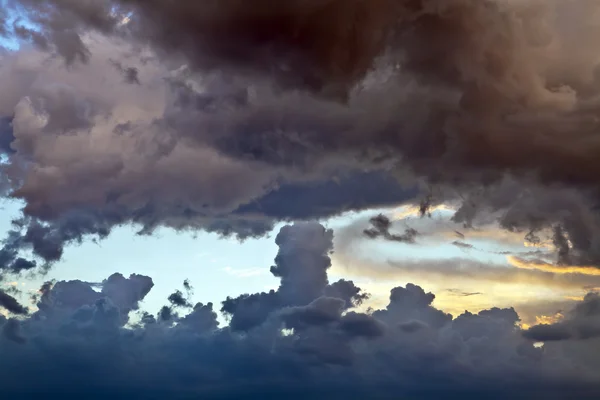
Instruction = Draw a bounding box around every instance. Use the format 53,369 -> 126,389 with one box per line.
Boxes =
329,204 -> 598,327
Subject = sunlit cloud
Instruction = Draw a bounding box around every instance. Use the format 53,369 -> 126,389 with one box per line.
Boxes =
392,203 -> 457,220
337,204 -> 558,260
564,296 -> 585,301
508,256 -> 600,276
521,312 -> 565,330
330,206 -> 595,328
332,253 -> 600,289
536,313 -> 564,325
330,250 -> 596,326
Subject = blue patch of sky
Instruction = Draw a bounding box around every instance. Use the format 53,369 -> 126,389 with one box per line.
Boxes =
0,200 -> 282,315
0,197 -> 519,318
0,2 -> 37,51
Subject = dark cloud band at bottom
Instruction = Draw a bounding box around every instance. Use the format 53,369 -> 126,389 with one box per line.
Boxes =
0,222 -> 598,399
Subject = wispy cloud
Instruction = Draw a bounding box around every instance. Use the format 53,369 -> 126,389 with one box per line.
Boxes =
508,256 -> 600,276
446,288 -> 482,297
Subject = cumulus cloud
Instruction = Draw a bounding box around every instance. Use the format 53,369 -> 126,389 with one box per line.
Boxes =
33,272 -> 153,327
0,1 -> 600,274
0,223 -> 598,398
221,222 -> 369,331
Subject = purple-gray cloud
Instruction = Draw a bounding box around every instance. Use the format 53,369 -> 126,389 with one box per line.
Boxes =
0,1 -> 599,273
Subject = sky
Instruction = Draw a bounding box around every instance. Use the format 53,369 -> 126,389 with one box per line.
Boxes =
2,1 -> 600,398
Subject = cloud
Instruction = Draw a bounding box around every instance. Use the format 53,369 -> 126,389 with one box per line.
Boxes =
341,178 -> 600,275
221,222 -> 369,331
1,1 -> 600,275
524,292 -> 600,342
363,214 -> 419,243
0,37 -> 418,271
334,254 -> 600,291
451,240 -> 475,250
372,283 -> 452,329
328,247 -> 600,326
0,116 -> 15,154
2,318 -> 25,344
0,7 -> 8,39
32,273 -> 153,327
333,201 -> 557,262
2,3 -> 600,395
509,256 -> 600,276
446,288 -> 483,297
0,223 -> 598,398
0,289 -> 28,315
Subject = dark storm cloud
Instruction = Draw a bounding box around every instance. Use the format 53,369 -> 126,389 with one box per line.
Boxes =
2,318 -> 25,344
337,312 -> 385,339
176,302 -> 219,333
157,280 -> 196,323
2,0 -> 600,273
13,0 -> 399,99
0,116 -> 15,154
324,279 -> 369,308
33,273 -> 153,326
167,290 -> 191,308
222,222 -> 369,331
0,289 -> 28,315
372,283 -> 452,329
0,214 -> 117,273
101,273 -> 154,324
524,292 -> 600,342
0,227 -> 40,274
524,323 -> 573,342
110,59 -> 140,85
0,38 -> 423,270
235,171 -> 419,220
450,179 -> 600,267
280,296 -> 346,331
13,0 -> 600,185
0,223 -> 598,398
0,7 -> 8,39
363,214 -> 419,243
451,241 -> 475,250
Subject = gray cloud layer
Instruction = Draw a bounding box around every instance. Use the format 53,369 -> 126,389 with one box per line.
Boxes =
0,35 -> 418,271
0,1 -> 599,272
0,222 -> 599,399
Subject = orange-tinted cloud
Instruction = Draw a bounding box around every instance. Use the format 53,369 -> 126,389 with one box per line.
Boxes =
508,256 -> 600,276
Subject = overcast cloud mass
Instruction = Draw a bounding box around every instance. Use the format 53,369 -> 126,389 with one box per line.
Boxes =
1,0 -> 600,398
0,222 -> 598,399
